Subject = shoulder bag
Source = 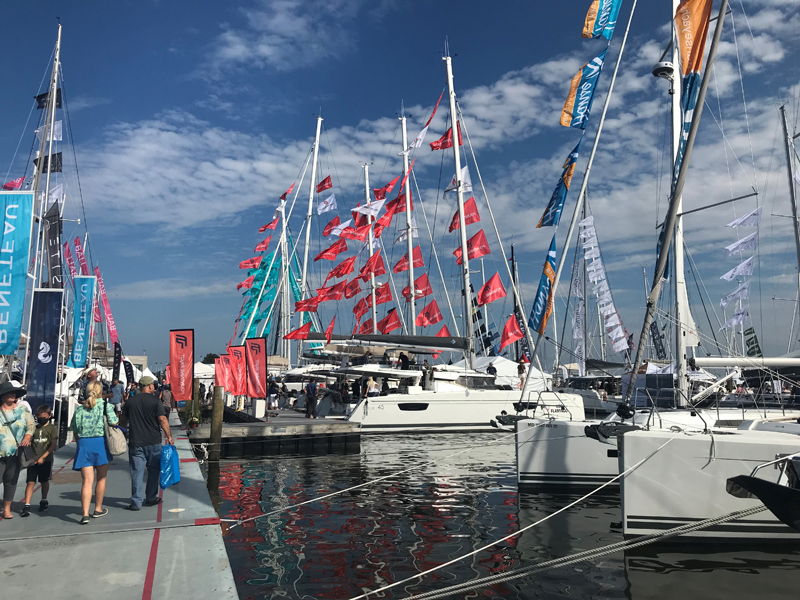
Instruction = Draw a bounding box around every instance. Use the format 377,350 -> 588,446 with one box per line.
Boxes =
1,409 -> 35,468
103,401 -> 128,456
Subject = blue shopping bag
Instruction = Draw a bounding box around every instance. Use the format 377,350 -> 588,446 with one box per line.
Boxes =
160,444 -> 181,489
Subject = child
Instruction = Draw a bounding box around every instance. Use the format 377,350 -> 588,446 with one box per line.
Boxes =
21,404 -> 58,517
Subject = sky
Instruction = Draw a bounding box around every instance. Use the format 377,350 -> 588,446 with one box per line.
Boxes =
0,0 -> 798,370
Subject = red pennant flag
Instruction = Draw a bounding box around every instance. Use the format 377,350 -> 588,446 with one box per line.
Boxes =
402,272 -> 433,302
359,251 -> 386,281
280,182 -> 295,200
295,296 -> 321,312
316,175 -> 332,193
314,238 -> 348,261
425,90 -> 444,127
373,210 -> 393,239
352,319 -> 360,335
448,197 -> 481,232
353,297 -> 370,320
325,316 -> 336,344
317,280 -> 347,301
374,283 -> 393,305
386,190 -> 413,215
477,272 -> 507,306
345,278 -> 361,299
435,324 -> 452,337
416,299 -> 443,328
339,223 -> 372,242
284,322 -> 313,340
2,177 -> 24,190
500,315 -> 524,351
374,174 -> 401,201
260,217 -> 280,232
239,256 -> 263,270
398,159 -> 415,193
326,255 -> 357,281
377,309 -> 402,334
429,123 -> 463,151
255,235 -> 272,252
323,215 -> 341,237
393,246 -> 424,273
453,229 -> 491,265
237,275 -> 255,291
358,318 -> 374,334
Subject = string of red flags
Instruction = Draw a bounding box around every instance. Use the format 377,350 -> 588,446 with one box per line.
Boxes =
476,272 -> 507,306
314,238 -> 348,261
345,278 -> 361,299
318,194 -> 337,214
284,322 -> 313,340
430,123 -> 463,151
374,175 -> 401,201
323,215 -> 341,237
358,251 -> 386,281
448,196 -> 481,232
408,90 -> 444,150
325,316 -> 336,344
358,318 -> 374,335
393,246 -> 424,274
373,283 -> 393,306
377,309 -> 402,334
499,315 -> 524,351
402,272 -> 433,302
453,229 -> 491,265
259,217 -> 279,232
295,296 -> 321,312
239,256 -> 263,270
398,159 -> 415,192
316,175 -> 332,193
325,255 -> 357,281
339,223 -> 372,242
416,299 -> 443,328
373,211 -> 393,238
237,275 -> 255,291
385,191 -> 413,215
255,235 -> 271,252
353,297 -> 370,320
2,177 -> 24,190
280,182 -> 295,200
316,280 -> 347,302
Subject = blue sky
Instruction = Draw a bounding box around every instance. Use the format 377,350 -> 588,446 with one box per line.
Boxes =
1,1 -> 798,369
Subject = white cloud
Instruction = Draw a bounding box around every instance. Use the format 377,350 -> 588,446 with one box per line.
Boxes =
68,95 -> 111,112
109,278 -> 237,300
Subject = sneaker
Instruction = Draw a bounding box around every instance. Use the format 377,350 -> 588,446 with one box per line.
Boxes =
92,508 -> 109,518
125,504 -> 141,511
144,498 -> 162,507
39,500 -> 49,512
80,516 -> 90,525
20,505 -> 31,517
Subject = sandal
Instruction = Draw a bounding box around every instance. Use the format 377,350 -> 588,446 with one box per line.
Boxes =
2,513 -> 13,520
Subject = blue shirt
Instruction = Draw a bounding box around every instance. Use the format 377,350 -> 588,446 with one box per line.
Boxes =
110,384 -> 125,405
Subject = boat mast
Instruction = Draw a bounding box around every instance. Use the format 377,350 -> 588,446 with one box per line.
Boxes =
444,51 -> 475,368
510,244 -> 519,360
363,164 -> 378,328
780,104 -> 800,338
280,207 -> 291,361
400,113 -> 417,333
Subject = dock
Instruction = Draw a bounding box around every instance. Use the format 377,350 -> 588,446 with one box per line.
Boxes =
0,411 -> 237,600
189,407 -> 361,457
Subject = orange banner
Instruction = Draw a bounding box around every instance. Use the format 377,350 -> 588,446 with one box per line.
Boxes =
168,329 -> 194,402
245,338 -> 267,398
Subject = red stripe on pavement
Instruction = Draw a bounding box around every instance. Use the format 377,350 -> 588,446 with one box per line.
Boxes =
195,517 -> 221,526
179,458 -> 197,463
141,529 -> 161,600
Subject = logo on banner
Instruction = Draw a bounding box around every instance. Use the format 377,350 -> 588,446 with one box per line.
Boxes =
176,334 -> 188,348
38,342 -> 52,364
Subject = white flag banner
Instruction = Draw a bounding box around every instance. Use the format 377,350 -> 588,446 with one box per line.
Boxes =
570,259 -> 584,300
394,215 -> 419,244
723,232 -> 758,256
353,199 -> 385,217
611,337 -> 629,353
317,194 -> 337,215
720,255 -> 755,282
330,218 -> 352,237
726,206 -> 761,228
273,198 -> 286,218
40,183 -> 63,206
720,280 -> 751,309
444,165 -> 473,194
35,120 -> 62,142
720,306 -> 748,331
409,125 -> 429,150
362,237 -> 380,252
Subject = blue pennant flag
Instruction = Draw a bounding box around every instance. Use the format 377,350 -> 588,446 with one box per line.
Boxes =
582,0 -> 623,40
560,47 -> 608,130
537,137 -> 583,228
528,235 -> 558,335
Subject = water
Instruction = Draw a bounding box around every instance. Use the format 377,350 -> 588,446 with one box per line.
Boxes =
209,433 -> 800,599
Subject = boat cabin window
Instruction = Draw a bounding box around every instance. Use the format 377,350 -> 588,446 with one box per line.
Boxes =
455,376 -> 497,390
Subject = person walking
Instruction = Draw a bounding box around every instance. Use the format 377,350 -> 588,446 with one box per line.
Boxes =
160,385 -> 173,412
305,380 -> 318,419
109,379 -> 125,414
21,404 -> 57,516
0,381 -> 34,519
123,376 -> 174,511
70,381 -> 117,524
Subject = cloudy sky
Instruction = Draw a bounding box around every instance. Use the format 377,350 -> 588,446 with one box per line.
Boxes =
0,1 -> 798,368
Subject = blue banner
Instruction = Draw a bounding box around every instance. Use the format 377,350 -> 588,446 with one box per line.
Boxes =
0,191 -> 35,355
528,235 -> 558,335
582,0 -> 623,40
537,136 -> 583,227
560,47 -> 608,130
67,275 -> 96,368
27,289 -> 63,412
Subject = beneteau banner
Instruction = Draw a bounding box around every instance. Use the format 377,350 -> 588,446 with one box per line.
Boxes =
66,276 -> 96,368
245,338 -> 267,398
169,329 -> 194,403
0,191 -> 34,355
27,289 -> 63,411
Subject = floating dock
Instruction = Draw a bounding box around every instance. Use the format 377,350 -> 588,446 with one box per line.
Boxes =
0,411 -> 237,600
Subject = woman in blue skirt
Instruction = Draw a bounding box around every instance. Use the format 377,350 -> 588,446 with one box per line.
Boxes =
70,381 -> 118,525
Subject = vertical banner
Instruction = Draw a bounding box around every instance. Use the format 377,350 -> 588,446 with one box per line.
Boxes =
228,346 -> 246,395
112,341 -> 122,381
220,354 -> 232,390
27,289 -> 63,411
169,329 -> 194,405
93,266 -> 119,345
63,241 -> 78,280
123,360 -> 135,386
245,338 -> 267,398
214,358 -> 223,387
43,202 -> 63,288
0,191 -> 34,355
66,276 -> 96,368
73,235 -> 90,275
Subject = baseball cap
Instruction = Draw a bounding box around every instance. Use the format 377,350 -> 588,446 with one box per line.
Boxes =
139,375 -> 156,386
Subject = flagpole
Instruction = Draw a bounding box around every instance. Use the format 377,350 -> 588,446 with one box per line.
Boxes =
444,52 -> 475,369
625,0 -> 730,404
400,114 -> 417,334
780,105 -> 800,342
363,165 -> 378,329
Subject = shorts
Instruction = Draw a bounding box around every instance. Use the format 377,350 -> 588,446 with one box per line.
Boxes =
72,437 -> 111,470
26,460 -> 54,484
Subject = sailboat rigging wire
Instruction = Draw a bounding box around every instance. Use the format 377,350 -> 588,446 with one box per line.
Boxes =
729,9 -> 758,190
376,234 -> 409,334
348,434 -> 677,600
683,242 -> 724,351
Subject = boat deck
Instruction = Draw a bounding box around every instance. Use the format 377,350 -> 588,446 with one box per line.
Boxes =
0,410 -> 237,600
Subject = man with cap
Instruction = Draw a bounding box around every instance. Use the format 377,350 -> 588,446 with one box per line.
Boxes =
122,375 -> 174,511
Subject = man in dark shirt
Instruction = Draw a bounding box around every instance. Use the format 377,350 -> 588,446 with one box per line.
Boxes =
305,380 -> 318,419
123,376 -> 174,511
487,363 -> 498,378
398,352 -> 410,370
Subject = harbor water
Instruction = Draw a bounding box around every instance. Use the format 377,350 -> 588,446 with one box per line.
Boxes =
210,433 -> 800,599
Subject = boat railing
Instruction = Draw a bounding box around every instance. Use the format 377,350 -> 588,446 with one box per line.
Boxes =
525,390 -> 574,422
749,450 -> 800,484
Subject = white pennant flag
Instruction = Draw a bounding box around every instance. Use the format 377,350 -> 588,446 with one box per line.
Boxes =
726,206 -> 761,228
330,218 -> 352,237
35,120 -> 62,142
273,199 -> 286,219
569,259 -> 584,300
394,215 -> 419,244
444,165 -> 473,194
317,194 -> 337,215
40,183 -> 63,206
724,232 -> 758,256
353,199 -> 385,217
719,306 -> 748,331
409,125 -> 429,150
720,255 -> 755,282
720,280 -> 751,309
362,237 -> 380,253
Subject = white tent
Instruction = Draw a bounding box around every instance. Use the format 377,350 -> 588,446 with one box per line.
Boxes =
452,355 -> 550,391
194,362 -> 215,385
